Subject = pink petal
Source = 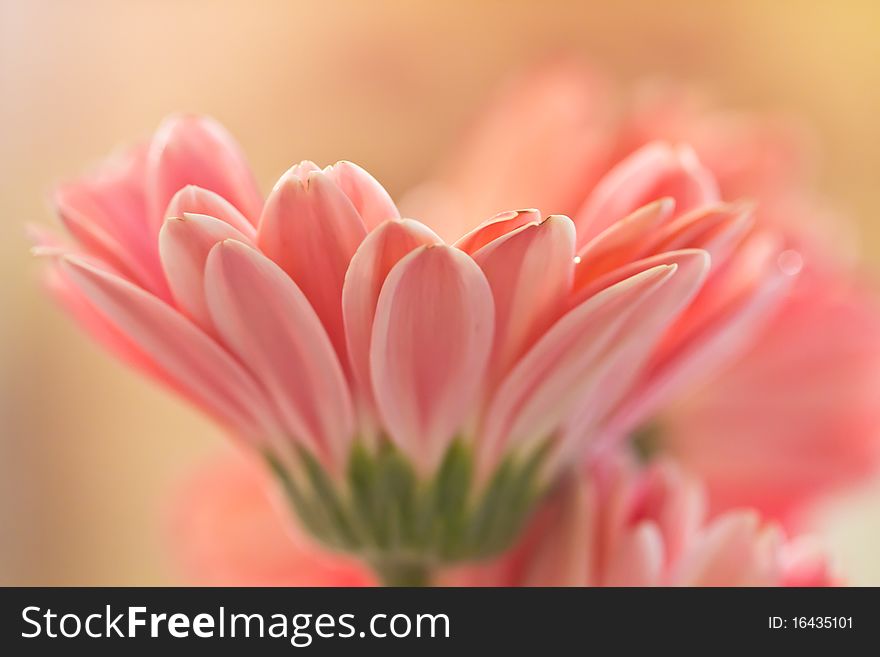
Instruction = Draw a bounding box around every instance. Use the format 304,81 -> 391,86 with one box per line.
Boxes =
342,219 -> 442,413
480,264 -> 681,470
257,168 -> 367,366
59,256 -> 276,441
630,462 -> 706,566
675,512 -> 781,586
638,202 -> 754,265
454,208 -> 541,254
42,260 -> 177,389
575,199 -> 676,286
606,238 -> 794,436
472,214 -> 576,384
602,523 -> 665,586
323,161 -> 400,230
148,114 -> 263,232
574,142 -> 719,247
522,478 -> 593,586
779,538 -> 836,587
561,250 -> 711,444
622,267 -> 790,435
204,239 -> 354,471
573,248 -> 711,308
164,185 -> 257,240
53,143 -> 169,296
370,245 -> 494,473
159,213 -> 253,329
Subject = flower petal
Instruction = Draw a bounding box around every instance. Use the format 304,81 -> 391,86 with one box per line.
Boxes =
480,264 -> 681,470
675,512 -> 781,586
148,114 -> 263,231
164,185 -> 257,240
324,161 -> 400,230
59,256 -> 275,440
575,199 -> 676,285
472,214 -> 576,384
257,168 -> 367,365
454,209 -> 541,254
205,239 -> 354,470
573,248 -> 711,308
574,142 -> 719,247
42,259 -> 175,388
562,250 -> 711,445
159,213 -> 253,329
638,202 -> 754,265
342,219 -> 442,413
602,523 -> 665,586
370,245 -> 494,472
606,238 -> 793,436
53,143 -> 169,296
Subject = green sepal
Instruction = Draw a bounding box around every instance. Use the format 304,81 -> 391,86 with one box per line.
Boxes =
266,437 -> 549,582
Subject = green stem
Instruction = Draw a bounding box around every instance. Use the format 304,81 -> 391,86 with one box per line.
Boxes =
373,560 -> 432,587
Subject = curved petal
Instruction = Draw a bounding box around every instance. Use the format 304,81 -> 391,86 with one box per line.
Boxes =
169,451 -> 374,586
562,251 -> 711,444
638,202 -> 754,265
574,142 -> 719,247
204,240 -> 354,471
342,219 -> 442,412
575,199 -> 676,284
480,264 -> 680,469
675,513 -> 781,586
454,208 -> 541,254
573,248 -> 711,308
148,114 -> 263,231
59,256 -> 275,441
472,214 -> 576,384
164,185 -> 257,240
42,259 -> 179,391
159,214 -> 253,329
257,168 -> 367,366
324,160 -> 400,230
53,143 -> 169,296
370,245 -> 494,473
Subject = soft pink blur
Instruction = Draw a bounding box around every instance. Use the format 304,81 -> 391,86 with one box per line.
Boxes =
405,61 -> 880,523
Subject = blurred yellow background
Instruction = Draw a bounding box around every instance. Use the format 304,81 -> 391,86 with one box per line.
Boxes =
2,0 -> 879,585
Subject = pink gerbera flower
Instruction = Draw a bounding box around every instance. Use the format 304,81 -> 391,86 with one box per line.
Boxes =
33,111 -> 819,585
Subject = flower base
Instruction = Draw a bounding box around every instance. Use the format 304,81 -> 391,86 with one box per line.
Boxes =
266,440 -> 548,584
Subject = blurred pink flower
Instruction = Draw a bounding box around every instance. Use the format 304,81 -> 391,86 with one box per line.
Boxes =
662,251 -> 880,520
32,106 -> 814,584
446,456 -> 835,587
403,60 -> 880,521
170,450 -> 375,586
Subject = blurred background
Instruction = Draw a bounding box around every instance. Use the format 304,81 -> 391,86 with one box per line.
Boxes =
2,0 -> 879,585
